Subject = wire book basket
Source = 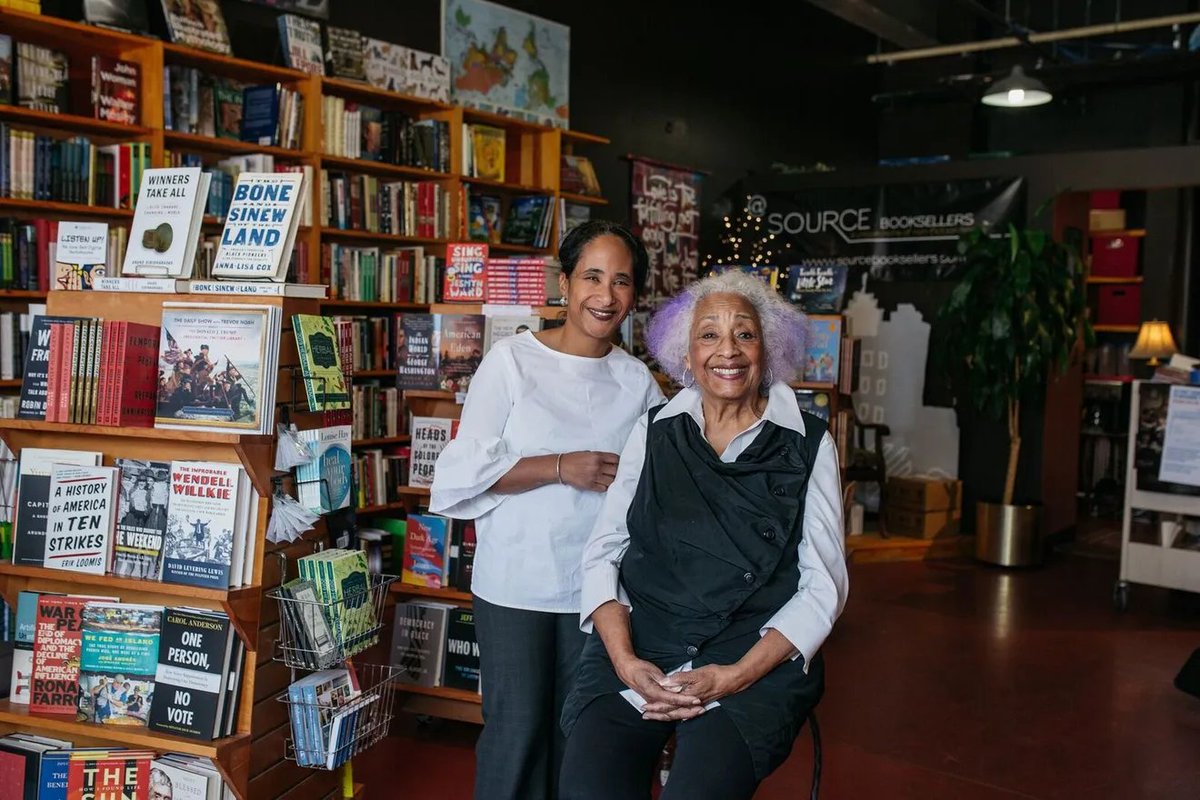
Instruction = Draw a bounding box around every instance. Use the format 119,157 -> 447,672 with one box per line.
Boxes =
267,571 -> 397,671
278,663 -> 402,771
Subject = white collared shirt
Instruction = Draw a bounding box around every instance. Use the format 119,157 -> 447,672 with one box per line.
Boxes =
428,331 -> 665,613
579,381 -> 849,683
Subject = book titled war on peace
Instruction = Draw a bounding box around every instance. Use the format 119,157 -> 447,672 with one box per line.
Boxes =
212,172 -> 309,282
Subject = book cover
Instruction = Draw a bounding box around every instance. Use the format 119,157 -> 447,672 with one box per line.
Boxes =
443,607 -> 480,692
363,38 -> 405,93
30,595 -> 90,715
295,426 -> 353,514
443,244 -> 487,303
91,56 -> 140,125
803,315 -> 842,385
17,316 -> 85,420
160,0 -> 232,55
278,14 -> 325,76
451,520 -> 476,592
292,314 -> 350,412
794,390 -> 831,422
77,603 -> 161,726
394,313 -> 438,390
408,417 -> 458,489
239,84 -> 280,145
437,314 -> 484,394
0,35 -> 11,105
122,167 -> 209,278
786,265 -> 848,314
9,590 -> 47,706
390,601 -> 452,687
84,0 -> 151,34
470,125 -> 505,182
148,608 -> 235,740
400,45 -> 450,102
401,514 -> 450,588
483,315 -> 539,353
42,464 -> 119,575
149,758 -> 213,800
66,750 -> 152,800
13,448 -> 103,567
323,549 -> 377,652
155,304 -> 272,432
0,742 -> 39,800
54,223 -> 109,291
211,172 -> 308,282
112,459 -> 170,579
325,26 -> 365,81
502,196 -> 549,246
160,461 -> 240,589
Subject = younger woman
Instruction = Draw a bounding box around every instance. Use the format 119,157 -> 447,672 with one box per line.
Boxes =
430,220 -> 665,800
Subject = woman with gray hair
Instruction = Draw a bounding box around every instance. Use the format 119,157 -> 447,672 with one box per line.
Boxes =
557,270 -> 849,799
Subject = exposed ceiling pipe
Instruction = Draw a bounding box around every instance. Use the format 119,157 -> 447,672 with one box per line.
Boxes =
866,12 -> 1200,65
950,0 -> 1062,64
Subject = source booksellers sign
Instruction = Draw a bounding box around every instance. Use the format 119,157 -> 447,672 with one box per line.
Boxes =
747,176 -> 1025,281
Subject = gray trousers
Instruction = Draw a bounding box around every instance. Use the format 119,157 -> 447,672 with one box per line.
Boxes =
472,594 -> 586,800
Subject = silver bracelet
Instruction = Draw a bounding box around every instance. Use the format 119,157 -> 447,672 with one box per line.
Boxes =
556,453 -> 564,484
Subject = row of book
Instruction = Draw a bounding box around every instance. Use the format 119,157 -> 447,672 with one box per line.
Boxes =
350,383 -> 401,441
163,152 -> 315,227
285,664 -> 384,771
1,37 -> 139,126
320,96 -> 452,173
0,127 -> 149,208
40,318 -> 159,426
391,601 -> 479,693
10,592 -> 245,741
351,448 -> 407,510
0,222 -> 128,292
321,171 -> 451,240
463,189 -> 555,249
394,312 -> 545,393
321,243 -> 444,305
276,548 -> 377,670
399,515 -> 476,593
12,451 -> 261,590
334,315 -> 395,373
0,740 -> 231,800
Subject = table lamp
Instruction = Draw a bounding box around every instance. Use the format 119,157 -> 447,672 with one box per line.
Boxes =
1128,319 -> 1177,366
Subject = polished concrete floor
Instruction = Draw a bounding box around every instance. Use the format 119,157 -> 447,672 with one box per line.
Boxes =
359,554 -> 1200,799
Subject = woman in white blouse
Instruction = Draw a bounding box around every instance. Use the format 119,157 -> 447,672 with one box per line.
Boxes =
429,220 -> 665,800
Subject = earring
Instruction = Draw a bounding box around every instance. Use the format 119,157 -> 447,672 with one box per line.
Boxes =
682,368 -> 695,389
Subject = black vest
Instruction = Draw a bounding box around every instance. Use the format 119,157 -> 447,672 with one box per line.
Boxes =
562,401 -> 829,780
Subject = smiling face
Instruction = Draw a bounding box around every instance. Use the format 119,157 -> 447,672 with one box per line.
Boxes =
684,292 -> 764,403
559,234 -> 636,342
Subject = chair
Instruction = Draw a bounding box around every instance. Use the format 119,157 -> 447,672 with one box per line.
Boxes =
657,711 -> 823,798
841,407 -> 891,537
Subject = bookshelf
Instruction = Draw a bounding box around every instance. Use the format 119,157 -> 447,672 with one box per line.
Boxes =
1,3 -> 612,782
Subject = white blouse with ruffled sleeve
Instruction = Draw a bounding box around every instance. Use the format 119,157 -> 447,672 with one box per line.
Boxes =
428,330 -> 665,613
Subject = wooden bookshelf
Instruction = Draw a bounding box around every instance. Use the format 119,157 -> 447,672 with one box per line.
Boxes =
0,7 -> 612,788
396,485 -> 431,497
352,369 -> 396,379
391,584 -> 473,605
1085,276 -> 1144,284
399,684 -> 482,705
0,290 -> 48,300
351,435 -> 410,447
559,191 -> 609,206
1093,324 -> 1140,333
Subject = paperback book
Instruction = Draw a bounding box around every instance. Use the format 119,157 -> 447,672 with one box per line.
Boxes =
77,603 -> 162,726
148,608 -> 237,740
292,314 -> 350,413
160,461 -> 241,589
112,459 -> 171,579
160,0 -> 232,55
42,464 -> 120,575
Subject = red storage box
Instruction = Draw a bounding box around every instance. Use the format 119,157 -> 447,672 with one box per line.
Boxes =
1089,190 -> 1121,209
1096,285 -> 1141,326
1090,234 -> 1140,277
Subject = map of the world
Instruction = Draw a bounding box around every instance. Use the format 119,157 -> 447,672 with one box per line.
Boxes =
443,0 -> 570,129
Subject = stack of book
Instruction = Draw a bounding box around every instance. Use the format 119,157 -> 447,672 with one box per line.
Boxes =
484,256 -> 547,305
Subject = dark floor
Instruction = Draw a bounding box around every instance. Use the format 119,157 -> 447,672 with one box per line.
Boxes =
358,554 -> 1200,799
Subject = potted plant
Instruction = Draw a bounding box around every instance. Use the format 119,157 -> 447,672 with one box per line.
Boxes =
938,219 -> 1093,566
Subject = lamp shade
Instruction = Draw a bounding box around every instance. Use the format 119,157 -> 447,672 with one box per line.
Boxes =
1128,319 -> 1178,366
981,65 -> 1053,108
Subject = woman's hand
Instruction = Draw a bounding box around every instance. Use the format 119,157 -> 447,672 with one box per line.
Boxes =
613,654 -> 704,720
559,451 -> 620,492
657,664 -> 750,708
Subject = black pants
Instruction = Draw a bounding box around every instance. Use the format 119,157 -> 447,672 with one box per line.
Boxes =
557,693 -> 760,800
473,595 -> 586,800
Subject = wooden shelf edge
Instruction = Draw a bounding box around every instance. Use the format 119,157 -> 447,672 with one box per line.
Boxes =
163,42 -> 306,84
320,228 -> 451,247
0,105 -> 154,139
396,683 -> 482,704
462,176 -> 552,194
320,299 -> 429,311
351,436 -> 410,447
397,486 -> 431,497
391,583 -> 472,604
355,502 -> 408,514
319,155 -> 455,182
562,129 -> 610,145
320,77 -> 453,112
0,198 -> 134,218
559,191 -> 608,206
163,131 -> 305,159
402,390 -> 455,400
0,417 -> 271,445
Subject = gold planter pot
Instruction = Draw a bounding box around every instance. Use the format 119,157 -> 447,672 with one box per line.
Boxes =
975,502 -> 1042,566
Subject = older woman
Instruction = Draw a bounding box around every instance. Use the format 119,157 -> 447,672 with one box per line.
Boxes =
557,271 -> 849,800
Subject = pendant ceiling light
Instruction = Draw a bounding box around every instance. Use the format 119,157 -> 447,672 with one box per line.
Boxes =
981,65 -> 1053,107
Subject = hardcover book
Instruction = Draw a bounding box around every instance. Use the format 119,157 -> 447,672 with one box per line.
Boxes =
401,513 -> 450,588
17,316 -> 86,420
295,426 -> 353,515
30,596 -> 91,714
390,601 -> 452,687
786,265 -> 848,314
12,448 -> 103,567
803,315 -> 842,385
91,56 -> 140,125
394,313 -> 438,390
42,463 -> 119,575
112,459 -> 171,579
160,0 -> 232,55
278,14 -> 325,76
122,167 -> 211,279
211,172 -> 309,282
407,418 -> 458,490
436,314 -> 484,395
443,607 -> 480,692
77,603 -> 162,726
148,608 -> 236,739
292,314 -> 350,412
160,461 -> 241,589
325,26 -> 366,81
84,0 -> 151,34
66,749 -> 153,800
443,244 -> 487,304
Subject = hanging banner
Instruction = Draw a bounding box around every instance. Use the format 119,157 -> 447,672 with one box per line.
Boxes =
744,176 -> 1025,282
628,157 -> 703,308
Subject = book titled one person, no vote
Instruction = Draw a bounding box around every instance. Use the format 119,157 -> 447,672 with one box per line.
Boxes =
211,172 -> 309,282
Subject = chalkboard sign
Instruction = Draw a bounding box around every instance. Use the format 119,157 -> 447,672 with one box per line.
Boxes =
628,157 -> 703,309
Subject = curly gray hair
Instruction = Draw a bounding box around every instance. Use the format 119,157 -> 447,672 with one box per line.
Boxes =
646,271 -> 810,386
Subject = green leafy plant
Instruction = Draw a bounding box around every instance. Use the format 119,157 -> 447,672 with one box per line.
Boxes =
939,221 -> 1094,506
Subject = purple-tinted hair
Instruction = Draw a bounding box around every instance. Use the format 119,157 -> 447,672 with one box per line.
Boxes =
646,271 -> 810,386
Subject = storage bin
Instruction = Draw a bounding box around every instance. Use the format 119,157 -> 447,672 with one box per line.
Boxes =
1096,285 -> 1141,326
1089,190 -> 1121,209
1091,234 -> 1140,277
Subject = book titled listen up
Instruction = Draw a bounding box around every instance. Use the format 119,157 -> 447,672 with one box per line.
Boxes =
211,172 -> 309,282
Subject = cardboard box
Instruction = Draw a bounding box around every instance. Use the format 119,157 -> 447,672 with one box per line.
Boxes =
886,507 -> 962,539
1088,208 -> 1126,232
887,476 -> 963,513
